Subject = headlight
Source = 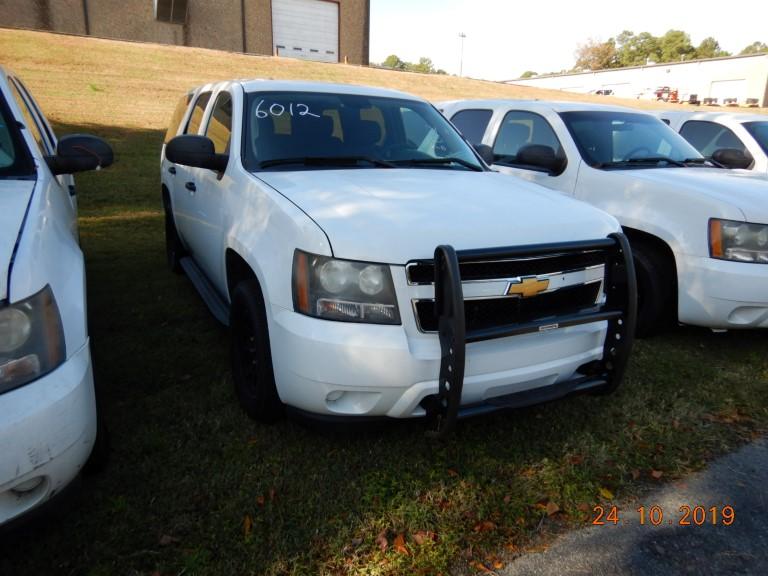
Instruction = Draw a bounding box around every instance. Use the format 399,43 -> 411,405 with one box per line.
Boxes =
293,250 -> 401,324
0,286 -> 66,394
710,219 -> 768,263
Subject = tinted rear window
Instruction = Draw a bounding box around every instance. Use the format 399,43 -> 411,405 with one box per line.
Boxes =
744,121 -> 768,155
450,109 -> 493,145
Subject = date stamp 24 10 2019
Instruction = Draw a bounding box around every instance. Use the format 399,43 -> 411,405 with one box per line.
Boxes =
592,505 -> 735,527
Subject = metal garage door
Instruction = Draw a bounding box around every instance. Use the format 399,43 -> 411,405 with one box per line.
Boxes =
272,0 -> 339,63
709,79 -> 747,103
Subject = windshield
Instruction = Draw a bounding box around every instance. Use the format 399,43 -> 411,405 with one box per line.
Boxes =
559,111 -> 704,168
744,122 -> 768,156
242,91 -> 483,171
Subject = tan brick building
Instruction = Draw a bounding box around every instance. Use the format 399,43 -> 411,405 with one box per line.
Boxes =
0,0 -> 370,65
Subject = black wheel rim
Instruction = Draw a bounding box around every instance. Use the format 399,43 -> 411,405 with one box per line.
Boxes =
233,312 -> 260,397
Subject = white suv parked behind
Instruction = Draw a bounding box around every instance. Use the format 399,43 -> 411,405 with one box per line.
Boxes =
0,68 -> 112,526
441,100 -> 768,335
161,80 -> 637,435
657,111 -> 768,174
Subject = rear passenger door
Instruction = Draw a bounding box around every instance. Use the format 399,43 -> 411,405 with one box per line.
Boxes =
487,109 -> 577,194
183,89 -> 233,285
172,90 -> 212,245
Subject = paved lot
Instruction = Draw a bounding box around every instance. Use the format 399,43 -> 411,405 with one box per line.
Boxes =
502,439 -> 768,576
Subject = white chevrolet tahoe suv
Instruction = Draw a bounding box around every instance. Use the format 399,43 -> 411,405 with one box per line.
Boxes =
0,68 -> 112,526
441,100 -> 768,335
656,111 -> 768,174
161,81 -> 636,435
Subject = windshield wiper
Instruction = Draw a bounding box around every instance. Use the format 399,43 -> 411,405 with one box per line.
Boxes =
595,157 -> 685,169
259,156 -> 396,169
394,157 -> 483,172
625,156 -> 686,167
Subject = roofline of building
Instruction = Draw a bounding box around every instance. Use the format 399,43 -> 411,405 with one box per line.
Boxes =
503,52 -> 768,83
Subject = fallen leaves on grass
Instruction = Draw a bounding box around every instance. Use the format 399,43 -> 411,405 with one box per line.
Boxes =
599,487 -> 615,500
375,530 -> 388,552
412,531 -> 437,546
473,520 -> 497,533
159,534 -> 179,547
243,515 -> 252,540
650,469 -> 664,480
393,533 -> 408,555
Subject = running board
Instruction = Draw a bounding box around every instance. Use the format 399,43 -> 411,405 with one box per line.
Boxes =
179,257 -> 230,326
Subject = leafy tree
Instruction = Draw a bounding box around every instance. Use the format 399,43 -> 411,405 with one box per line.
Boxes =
574,38 -> 618,71
696,37 -> 730,59
409,57 -> 436,74
740,41 -> 768,55
658,30 -> 695,62
382,54 -> 406,70
520,70 -> 538,78
616,31 -> 660,66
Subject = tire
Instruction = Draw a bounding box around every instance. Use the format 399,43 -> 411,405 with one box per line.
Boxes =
83,415 -> 110,474
163,192 -> 184,274
230,280 -> 284,422
632,243 -> 672,338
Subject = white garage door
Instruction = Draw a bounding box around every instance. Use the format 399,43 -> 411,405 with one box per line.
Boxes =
709,79 -> 747,102
272,0 -> 339,63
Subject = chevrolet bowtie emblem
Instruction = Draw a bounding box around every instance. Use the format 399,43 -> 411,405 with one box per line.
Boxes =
506,277 -> 550,298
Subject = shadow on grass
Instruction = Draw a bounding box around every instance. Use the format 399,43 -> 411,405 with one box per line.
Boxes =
2,123 -> 768,575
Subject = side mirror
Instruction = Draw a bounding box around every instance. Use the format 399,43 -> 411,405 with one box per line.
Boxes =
711,148 -> 753,170
166,135 -> 228,172
516,144 -> 566,175
472,143 -> 494,165
45,134 -> 114,175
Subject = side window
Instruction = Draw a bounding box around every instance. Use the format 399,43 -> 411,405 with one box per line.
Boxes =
13,77 -> 56,150
680,121 -> 747,157
165,92 -> 193,144
492,111 -> 564,166
660,118 -> 671,125
184,91 -> 212,135
8,80 -> 50,155
450,109 -> 492,145
205,92 -> 233,154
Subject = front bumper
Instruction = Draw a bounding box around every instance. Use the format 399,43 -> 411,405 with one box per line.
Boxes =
678,255 -> 768,329
271,308 -> 609,418
0,342 -> 96,526
269,235 -> 635,430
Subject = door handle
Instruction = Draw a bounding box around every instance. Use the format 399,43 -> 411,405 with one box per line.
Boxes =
185,182 -> 197,192
168,166 -> 177,175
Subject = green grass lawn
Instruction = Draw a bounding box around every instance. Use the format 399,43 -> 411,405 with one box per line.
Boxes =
1,29 -> 767,576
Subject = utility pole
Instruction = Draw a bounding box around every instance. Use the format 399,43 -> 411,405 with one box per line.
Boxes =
459,32 -> 466,77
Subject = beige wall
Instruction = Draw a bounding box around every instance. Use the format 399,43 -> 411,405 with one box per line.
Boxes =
0,0 -> 369,64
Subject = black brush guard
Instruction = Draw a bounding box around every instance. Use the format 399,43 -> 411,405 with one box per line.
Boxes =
423,233 -> 637,439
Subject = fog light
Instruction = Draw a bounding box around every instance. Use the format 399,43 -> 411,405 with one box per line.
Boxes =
11,476 -> 44,494
326,390 -> 344,402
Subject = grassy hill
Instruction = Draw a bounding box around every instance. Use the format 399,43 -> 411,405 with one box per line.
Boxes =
1,27 -> 767,576
2,27 -> 750,131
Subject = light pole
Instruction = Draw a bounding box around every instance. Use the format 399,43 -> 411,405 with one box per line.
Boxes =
459,32 -> 466,77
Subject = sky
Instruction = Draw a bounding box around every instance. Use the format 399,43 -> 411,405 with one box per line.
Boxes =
369,0 -> 768,80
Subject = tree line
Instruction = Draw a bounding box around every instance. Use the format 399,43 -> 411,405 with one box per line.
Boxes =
520,33 -> 768,77
378,55 -> 448,75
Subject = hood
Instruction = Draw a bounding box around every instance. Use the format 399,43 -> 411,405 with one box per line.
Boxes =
620,167 -> 768,223
0,180 -> 35,301
256,169 -> 619,263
